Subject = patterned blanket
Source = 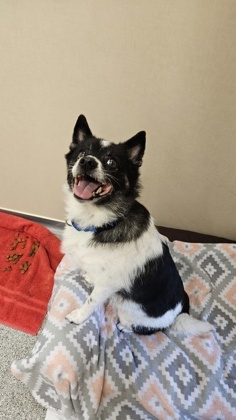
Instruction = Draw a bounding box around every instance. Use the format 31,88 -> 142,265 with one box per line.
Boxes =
12,241 -> 236,419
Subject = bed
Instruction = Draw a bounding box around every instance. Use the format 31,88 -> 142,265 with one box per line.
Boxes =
12,227 -> 236,419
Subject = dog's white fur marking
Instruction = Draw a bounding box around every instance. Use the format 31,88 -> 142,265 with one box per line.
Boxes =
72,156 -> 105,183
171,313 -> 213,334
101,140 -> 111,147
63,197 -> 165,326
64,116 -> 214,335
63,207 -> 162,289
113,299 -> 183,331
63,189 -> 214,334
63,186 -> 118,228
64,213 -> 215,333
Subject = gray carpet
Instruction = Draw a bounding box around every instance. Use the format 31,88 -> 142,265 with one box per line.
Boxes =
0,215 -> 63,420
0,325 -> 46,420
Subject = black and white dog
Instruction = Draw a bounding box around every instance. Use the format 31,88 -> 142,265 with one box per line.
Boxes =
62,115 -> 213,335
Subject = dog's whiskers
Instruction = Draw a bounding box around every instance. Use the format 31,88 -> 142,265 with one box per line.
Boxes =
102,171 -> 123,188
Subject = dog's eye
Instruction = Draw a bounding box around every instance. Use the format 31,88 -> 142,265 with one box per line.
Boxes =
106,158 -> 116,168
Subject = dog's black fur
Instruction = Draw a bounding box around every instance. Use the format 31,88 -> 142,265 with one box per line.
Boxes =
63,115 -> 192,334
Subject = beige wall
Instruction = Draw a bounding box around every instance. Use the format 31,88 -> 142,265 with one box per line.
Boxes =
0,0 -> 236,239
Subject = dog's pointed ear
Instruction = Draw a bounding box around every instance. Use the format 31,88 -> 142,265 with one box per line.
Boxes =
71,115 -> 92,148
125,131 -> 146,166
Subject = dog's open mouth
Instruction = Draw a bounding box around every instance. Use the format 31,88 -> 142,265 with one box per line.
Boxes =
73,175 -> 113,200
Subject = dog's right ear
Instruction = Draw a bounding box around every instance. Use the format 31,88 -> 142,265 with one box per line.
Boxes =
70,115 -> 92,149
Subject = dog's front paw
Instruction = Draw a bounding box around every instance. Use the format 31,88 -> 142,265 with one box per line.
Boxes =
66,309 -> 88,325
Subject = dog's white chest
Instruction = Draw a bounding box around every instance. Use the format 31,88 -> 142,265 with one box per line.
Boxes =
62,228 -> 97,279
62,223 -> 163,289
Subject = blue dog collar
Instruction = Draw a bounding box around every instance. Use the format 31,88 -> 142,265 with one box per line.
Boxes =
71,220 -> 97,232
66,219 -> 118,233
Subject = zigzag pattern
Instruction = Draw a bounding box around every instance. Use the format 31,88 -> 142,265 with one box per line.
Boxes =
12,242 -> 236,419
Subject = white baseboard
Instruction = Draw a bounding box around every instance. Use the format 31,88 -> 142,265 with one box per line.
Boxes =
0,207 -> 64,226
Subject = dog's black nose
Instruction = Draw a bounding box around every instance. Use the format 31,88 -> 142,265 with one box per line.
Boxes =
79,156 -> 97,170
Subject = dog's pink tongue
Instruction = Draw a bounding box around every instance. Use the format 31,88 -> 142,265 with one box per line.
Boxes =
73,178 -> 100,199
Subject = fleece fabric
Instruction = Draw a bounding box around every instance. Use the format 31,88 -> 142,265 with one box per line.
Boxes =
0,212 -> 63,335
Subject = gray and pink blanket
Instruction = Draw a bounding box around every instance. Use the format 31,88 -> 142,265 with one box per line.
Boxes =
12,241 -> 236,419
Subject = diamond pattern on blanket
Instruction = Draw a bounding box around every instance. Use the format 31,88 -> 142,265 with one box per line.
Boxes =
175,258 -> 191,278
184,274 -> 211,312
86,366 -> 105,409
136,331 -> 169,360
138,375 -> 177,419
49,287 -> 79,329
160,347 -> 208,410
102,374 -> 120,408
221,350 -> 236,399
173,242 -> 204,259
106,334 -> 149,385
199,252 -> 229,284
12,242 -> 236,419
218,243 -> 236,264
42,343 -> 79,398
184,333 -> 221,373
33,377 -> 62,410
105,400 -> 151,420
209,301 -> 236,346
198,389 -> 236,419
221,280 -> 236,310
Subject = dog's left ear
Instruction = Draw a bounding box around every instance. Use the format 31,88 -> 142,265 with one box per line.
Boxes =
125,131 -> 146,166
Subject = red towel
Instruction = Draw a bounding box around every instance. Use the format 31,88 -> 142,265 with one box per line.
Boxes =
0,212 -> 63,335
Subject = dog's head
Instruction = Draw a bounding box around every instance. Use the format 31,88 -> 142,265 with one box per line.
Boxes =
65,115 -> 146,208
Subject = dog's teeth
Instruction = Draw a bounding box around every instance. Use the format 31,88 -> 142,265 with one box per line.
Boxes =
96,187 -> 103,194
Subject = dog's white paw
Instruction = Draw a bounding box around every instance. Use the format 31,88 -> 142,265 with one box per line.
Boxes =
66,309 -> 88,325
